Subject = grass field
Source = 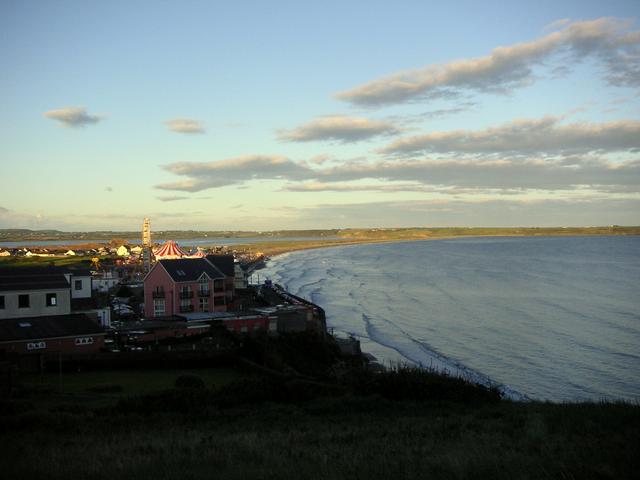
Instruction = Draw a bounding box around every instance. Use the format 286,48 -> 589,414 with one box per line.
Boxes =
1,354 -> 638,479
1,389 -> 638,479
0,255 -> 94,268
19,367 -> 246,410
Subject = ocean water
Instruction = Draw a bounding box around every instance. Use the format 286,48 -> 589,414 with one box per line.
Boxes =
260,236 -> 640,402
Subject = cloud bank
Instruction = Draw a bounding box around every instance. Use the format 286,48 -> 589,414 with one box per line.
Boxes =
278,115 -> 399,143
43,107 -> 102,127
156,195 -> 190,202
287,198 -> 640,228
336,18 -> 640,106
380,117 -> 640,156
156,154 -> 640,195
313,157 -> 640,192
156,155 -> 311,192
164,118 -> 206,134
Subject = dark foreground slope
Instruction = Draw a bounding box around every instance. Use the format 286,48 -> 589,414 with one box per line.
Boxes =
1,333 -> 638,479
2,394 -> 638,480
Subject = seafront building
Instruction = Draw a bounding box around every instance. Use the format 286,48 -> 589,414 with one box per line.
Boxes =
143,255 -> 236,317
0,267 -> 106,355
0,219 -> 326,360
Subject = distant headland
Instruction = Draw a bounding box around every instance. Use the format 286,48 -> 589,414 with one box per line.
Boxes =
2,225 -> 639,242
1,226 -> 638,257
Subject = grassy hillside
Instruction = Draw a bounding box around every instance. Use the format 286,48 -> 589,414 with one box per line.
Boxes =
1,375 -> 638,479
1,331 -> 638,479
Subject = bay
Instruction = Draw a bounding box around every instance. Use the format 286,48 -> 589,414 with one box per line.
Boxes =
260,236 -> 640,402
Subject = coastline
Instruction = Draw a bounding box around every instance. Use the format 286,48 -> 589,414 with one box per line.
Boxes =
2,226 -> 639,252
257,235 -> 640,403
258,243 -> 530,402
243,230 -> 640,260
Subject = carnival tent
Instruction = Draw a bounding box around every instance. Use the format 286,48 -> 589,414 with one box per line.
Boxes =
153,240 -> 187,260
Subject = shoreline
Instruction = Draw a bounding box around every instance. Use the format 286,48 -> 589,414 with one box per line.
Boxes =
2,226 -> 638,251
244,230 -> 640,260
257,235 -> 640,404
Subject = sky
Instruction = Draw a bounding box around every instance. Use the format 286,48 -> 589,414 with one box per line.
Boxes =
1,0 -> 639,231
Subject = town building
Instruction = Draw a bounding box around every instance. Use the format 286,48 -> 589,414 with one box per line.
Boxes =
0,269 -> 71,320
0,313 -> 105,355
0,266 -> 109,327
91,271 -> 120,293
67,269 -> 92,299
234,260 -> 247,289
143,255 -> 236,318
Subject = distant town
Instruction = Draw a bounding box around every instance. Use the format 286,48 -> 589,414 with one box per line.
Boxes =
0,218 -> 343,371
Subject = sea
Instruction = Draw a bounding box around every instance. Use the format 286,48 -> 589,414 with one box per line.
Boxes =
260,236 -> 640,403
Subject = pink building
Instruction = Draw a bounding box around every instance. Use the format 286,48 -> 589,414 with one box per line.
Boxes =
143,256 -> 236,318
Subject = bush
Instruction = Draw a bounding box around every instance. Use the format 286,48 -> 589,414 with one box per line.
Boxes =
344,365 -> 501,404
175,374 -> 205,389
85,384 -> 124,393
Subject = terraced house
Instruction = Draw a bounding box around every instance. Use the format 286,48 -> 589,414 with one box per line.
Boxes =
0,267 -> 105,355
143,255 -> 236,318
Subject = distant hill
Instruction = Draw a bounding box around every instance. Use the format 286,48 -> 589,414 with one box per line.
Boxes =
0,226 -> 638,243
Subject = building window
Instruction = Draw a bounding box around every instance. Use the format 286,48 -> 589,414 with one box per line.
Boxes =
199,297 -> 209,312
46,293 -> 57,307
152,287 -> 165,298
153,299 -> 165,316
0,295 -> 4,309
214,296 -> 225,306
198,277 -> 209,296
18,294 -> 30,309
75,280 -> 82,290
27,341 -> 46,350
213,279 -> 224,290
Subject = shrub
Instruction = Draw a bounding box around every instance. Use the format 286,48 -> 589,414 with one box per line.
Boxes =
175,374 -> 205,389
85,384 -> 124,393
345,365 -> 501,404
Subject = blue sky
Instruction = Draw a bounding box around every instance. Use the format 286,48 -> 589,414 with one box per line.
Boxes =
1,0 -> 639,230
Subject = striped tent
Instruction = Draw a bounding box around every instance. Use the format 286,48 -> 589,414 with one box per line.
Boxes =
188,249 -> 207,258
153,240 -> 187,260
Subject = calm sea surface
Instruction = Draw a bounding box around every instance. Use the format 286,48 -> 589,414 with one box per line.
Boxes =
261,236 -> 640,402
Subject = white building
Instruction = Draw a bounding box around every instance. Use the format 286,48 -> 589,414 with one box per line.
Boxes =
92,271 -> 120,293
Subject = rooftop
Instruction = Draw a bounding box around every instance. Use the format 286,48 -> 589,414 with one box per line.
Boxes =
0,313 -> 104,342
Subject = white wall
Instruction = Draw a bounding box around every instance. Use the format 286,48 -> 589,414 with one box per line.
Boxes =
65,274 -> 92,299
0,288 -> 71,319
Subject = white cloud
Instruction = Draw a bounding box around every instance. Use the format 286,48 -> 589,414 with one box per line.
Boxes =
288,198 -> 640,228
336,18 -> 640,106
379,117 -> 640,156
156,155 -> 313,192
156,195 -> 190,202
164,118 -> 206,134
277,115 -> 399,143
155,149 -> 640,195
43,106 -> 102,127
284,182 -> 525,195
315,157 -> 640,192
